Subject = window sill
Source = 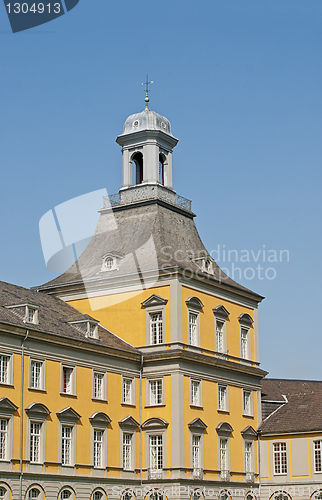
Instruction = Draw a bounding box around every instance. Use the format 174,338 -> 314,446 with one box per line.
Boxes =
121,403 -> 136,407
145,404 -> 166,408
92,398 -> 108,403
190,405 -> 203,409
273,473 -> 288,476
217,409 -> 230,414
60,392 -> 77,398
0,382 -> 13,387
28,387 -> 47,393
243,413 -> 254,418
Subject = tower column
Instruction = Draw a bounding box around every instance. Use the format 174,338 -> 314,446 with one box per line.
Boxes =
122,148 -> 131,187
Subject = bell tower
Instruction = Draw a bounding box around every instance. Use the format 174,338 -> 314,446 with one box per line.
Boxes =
116,94 -> 178,190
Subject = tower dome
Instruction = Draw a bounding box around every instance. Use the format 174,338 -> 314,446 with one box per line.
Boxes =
120,107 -> 173,137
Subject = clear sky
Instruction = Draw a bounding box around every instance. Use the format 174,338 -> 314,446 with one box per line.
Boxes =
0,1 -> 321,379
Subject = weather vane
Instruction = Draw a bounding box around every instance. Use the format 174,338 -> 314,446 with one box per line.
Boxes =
142,74 -> 153,107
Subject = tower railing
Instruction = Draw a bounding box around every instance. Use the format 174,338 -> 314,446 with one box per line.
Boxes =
102,184 -> 192,213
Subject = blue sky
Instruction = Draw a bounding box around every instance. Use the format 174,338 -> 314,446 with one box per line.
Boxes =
0,1 -> 321,379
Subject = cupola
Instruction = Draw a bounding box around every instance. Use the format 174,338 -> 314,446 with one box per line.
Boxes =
116,101 -> 178,190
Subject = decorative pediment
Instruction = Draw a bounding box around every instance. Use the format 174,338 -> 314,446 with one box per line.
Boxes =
141,294 -> 168,308
89,412 -> 111,425
216,422 -> 234,435
56,407 -> 81,421
238,313 -> 253,326
0,397 -> 18,414
185,297 -> 204,311
119,415 -> 140,429
188,418 -> 207,431
241,425 -> 257,438
25,402 -> 50,417
213,305 -> 230,319
142,417 -> 169,429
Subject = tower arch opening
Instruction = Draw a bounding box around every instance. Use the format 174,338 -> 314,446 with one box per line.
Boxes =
159,153 -> 165,185
132,152 -> 143,185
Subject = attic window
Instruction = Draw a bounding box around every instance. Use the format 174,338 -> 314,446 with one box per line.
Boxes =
101,255 -> 118,272
105,257 -> 114,270
193,257 -> 214,275
68,320 -> 99,339
4,304 -> 39,324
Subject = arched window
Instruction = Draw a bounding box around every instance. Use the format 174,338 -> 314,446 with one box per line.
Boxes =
29,489 -> 41,499
0,488 -> 6,500
92,491 -> 104,500
132,152 -> 143,185
159,154 -> 164,185
60,490 -> 72,500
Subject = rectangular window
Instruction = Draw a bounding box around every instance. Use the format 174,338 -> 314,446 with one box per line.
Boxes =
314,441 -> 322,473
0,419 -> 8,460
123,433 -> 132,470
218,385 -> 227,411
150,435 -> 163,470
241,328 -> 249,359
192,435 -> 200,469
150,380 -> 162,405
216,320 -> 224,353
28,307 -> 36,323
62,367 -> 73,394
122,378 -> 133,404
150,313 -> 163,344
0,356 -> 9,384
191,380 -> 201,406
61,426 -> 72,465
273,442 -> 287,474
243,390 -> 252,415
93,372 -> 104,399
93,429 -> 103,468
245,442 -> 252,472
189,312 -> 198,346
220,438 -> 228,471
88,323 -> 97,338
30,422 -> 41,463
30,360 -> 42,389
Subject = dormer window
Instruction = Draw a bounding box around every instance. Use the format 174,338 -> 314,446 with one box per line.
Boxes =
68,320 -> 99,339
101,254 -> 119,272
192,256 -> 214,275
4,303 -> 39,324
27,307 -> 37,324
105,257 -> 114,270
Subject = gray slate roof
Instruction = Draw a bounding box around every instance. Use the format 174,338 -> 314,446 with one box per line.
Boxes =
37,200 -> 263,301
0,281 -> 138,355
259,378 -> 322,434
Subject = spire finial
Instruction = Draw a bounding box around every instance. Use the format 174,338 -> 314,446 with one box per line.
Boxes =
142,74 -> 153,108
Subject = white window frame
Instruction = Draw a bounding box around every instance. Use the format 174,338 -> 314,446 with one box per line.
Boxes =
148,378 -> 164,406
92,371 -> 107,401
29,421 -> 43,463
122,377 -> 134,405
244,441 -> 253,473
188,310 -> 199,347
240,327 -> 250,360
149,312 -> 164,345
273,442 -> 287,475
0,418 -> 8,461
191,433 -> 203,470
219,437 -> 229,472
144,427 -> 167,477
215,319 -> 226,354
0,485 -> 9,500
0,354 -> 13,386
61,365 -> 76,395
149,434 -> 163,472
314,440 -> 322,473
190,379 -> 202,407
218,385 -> 228,412
29,359 -> 45,391
60,423 -> 75,466
143,302 -> 167,346
243,390 -> 253,416
122,432 -> 133,471
59,488 -> 74,500
93,428 -> 104,468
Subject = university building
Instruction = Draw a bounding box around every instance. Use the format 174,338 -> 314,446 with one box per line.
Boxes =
1,99 -> 269,500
